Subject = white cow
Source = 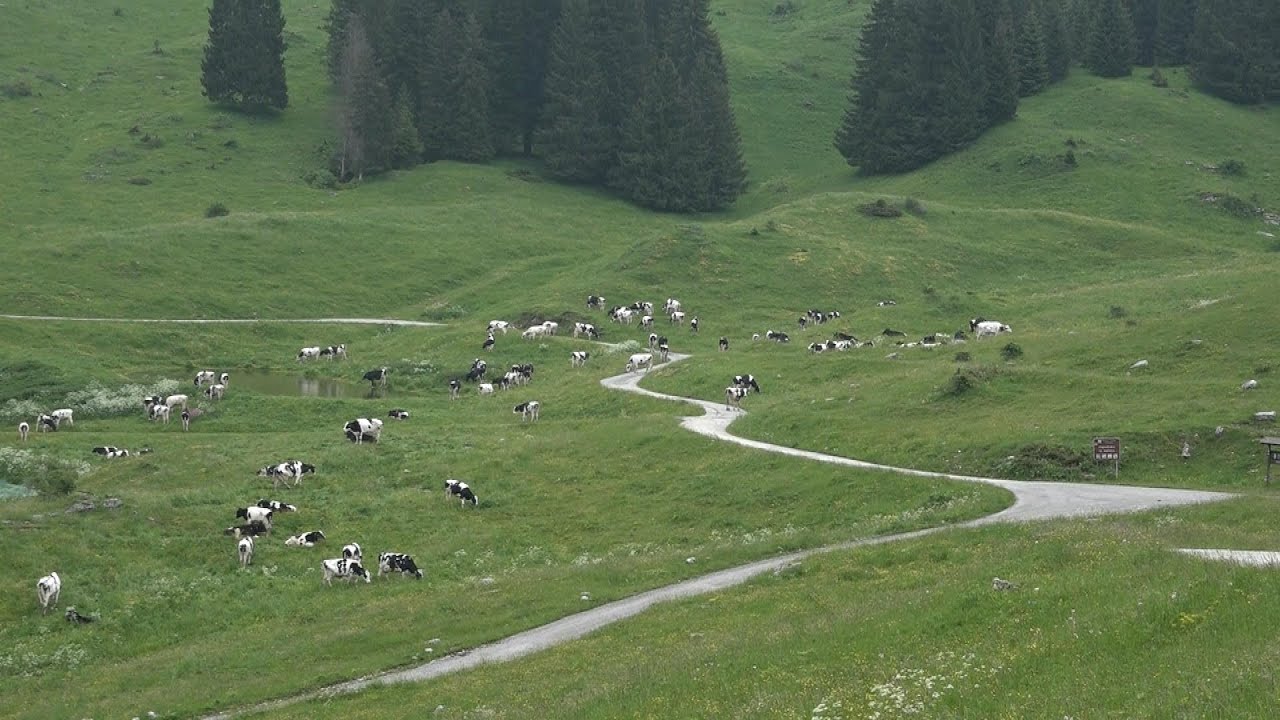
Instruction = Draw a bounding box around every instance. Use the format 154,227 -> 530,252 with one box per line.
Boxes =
238,536 -> 255,567
36,572 -> 61,615
488,320 -> 511,335
625,353 -> 653,373
297,346 -> 322,361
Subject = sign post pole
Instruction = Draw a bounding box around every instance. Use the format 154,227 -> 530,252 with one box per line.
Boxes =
1262,438 -> 1280,486
1093,437 -> 1121,478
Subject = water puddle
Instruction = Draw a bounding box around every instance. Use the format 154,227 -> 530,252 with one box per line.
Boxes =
232,371 -> 356,398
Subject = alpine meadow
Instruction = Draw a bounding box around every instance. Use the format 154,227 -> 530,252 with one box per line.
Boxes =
2,0 -> 1280,718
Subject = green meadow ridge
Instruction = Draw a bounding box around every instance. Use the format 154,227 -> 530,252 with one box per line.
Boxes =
1,0 -> 1279,718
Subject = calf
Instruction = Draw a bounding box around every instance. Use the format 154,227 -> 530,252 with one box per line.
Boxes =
151,404 -> 171,424
342,543 -> 363,561
195,370 -> 217,386
388,409 -> 411,420
319,344 -> 347,360
344,418 -> 383,444
522,325 -> 548,340
445,478 -> 478,506
725,386 -> 749,410
180,408 -> 203,432
626,352 -> 654,373
648,332 -> 659,349
236,505 -> 274,529
322,557 -> 371,585
542,320 -> 559,335
669,310 -> 685,325
690,316 -> 699,333
640,314 -> 654,329
257,498 -> 298,513
665,298 -> 681,314
285,530 -> 326,547
36,572 -> 61,615
220,372 -> 231,386
238,536 -> 255,567
719,337 -> 729,352
18,422 -> 29,442
657,341 -> 670,362
488,320 -> 511,335
37,414 -> 57,432
297,346 -> 321,362
449,379 -> 461,400
733,374 -> 762,393
378,552 -> 424,580
570,351 -> 590,368
166,394 -> 189,411
64,607 -> 94,625
514,400 -> 541,422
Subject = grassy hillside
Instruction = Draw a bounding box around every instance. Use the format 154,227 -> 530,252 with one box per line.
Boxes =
2,0 -> 1279,718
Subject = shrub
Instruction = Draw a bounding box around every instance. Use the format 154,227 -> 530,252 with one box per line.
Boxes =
2,79 -> 33,99
1000,342 -> 1024,361
955,352 -> 971,363
770,0 -> 798,17
903,197 -> 926,216
1108,305 -> 1127,319
1149,67 -> 1168,88
993,444 -> 1091,481
858,199 -> 903,218
0,448 -> 87,496
941,366 -> 998,398
205,202 -> 230,218
61,378 -> 180,417
138,133 -> 164,149
1218,158 -> 1246,177
127,176 -> 152,186
1217,194 -> 1259,218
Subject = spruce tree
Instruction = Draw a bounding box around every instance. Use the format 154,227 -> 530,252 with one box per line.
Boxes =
201,0 -> 289,111
537,0 -> 612,182
834,0 -> 899,168
976,0 -> 1019,127
484,0 -> 562,156
1127,0 -> 1159,65
1189,0 -> 1277,103
1085,0 -> 1136,77
333,14 -> 392,180
1039,1 -> 1073,82
388,86 -> 424,167
450,10 -> 496,162
1154,0 -> 1196,65
1014,9 -> 1050,95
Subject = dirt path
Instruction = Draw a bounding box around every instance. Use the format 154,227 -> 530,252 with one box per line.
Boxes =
202,353 -> 1233,719
0,314 -> 442,327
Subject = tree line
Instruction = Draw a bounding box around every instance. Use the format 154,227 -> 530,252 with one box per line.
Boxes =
835,0 -> 1278,175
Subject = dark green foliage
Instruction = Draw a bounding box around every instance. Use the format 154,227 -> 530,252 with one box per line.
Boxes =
1189,0 -> 1280,104
1001,342 -> 1024,360
1218,158 -> 1245,176
1155,0 -> 1197,65
1128,0 -> 1159,65
205,202 -> 230,217
333,13 -> 393,180
537,0 -> 612,182
858,198 -> 904,217
27,464 -> 77,496
388,86 -> 423,168
382,0 -> 437,118
1085,0 -> 1136,77
1014,9 -> 1050,96
955,351 -> 972,362
1149,66 -> 1168,86
1039,1 -> 1073,82
2,78 -> 33,98
484,0 -> 561,156
1108,305 -> 1128,318
941,365 -> 999,397
201,0 -> 289,111
1215,193 -> 1260,218
420,8 -> 495,163
993,444 -> 1092,481
903,197 -> 926,215
976,0 -> 1019,126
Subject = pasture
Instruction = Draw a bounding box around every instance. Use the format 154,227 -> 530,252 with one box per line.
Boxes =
2,0 -> 1280,717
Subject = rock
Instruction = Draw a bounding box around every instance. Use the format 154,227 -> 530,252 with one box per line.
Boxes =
1129,359 -> 1149,370
885,352 -> 901,360
1242,379 -> 1258,391
1215,426 -> 1226,438
992,577 -> 1018,591
1255,411 -> 1277,423
66,500 -> 95,513
685,557 -> 696,564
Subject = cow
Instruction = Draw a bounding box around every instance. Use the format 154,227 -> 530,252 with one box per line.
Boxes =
342,542 -> 363,562
36,572 -> 61,615
765,331 -> 790,343
488,320 -> 511,335
224,521 -> 270,538
322,557 -> 371,585
195,370 -> 217,387
378,552 -> 424,580
18,422 -> 29,442
719,337 -> 729,352
725,386 -> 749,409
570,351 -> 590,368
669,311 -> 686,325
204,383 -> 226,400
257,499 -> 298,513
626,353 -> 653,373
37,414 -> 57,432
45,409 -> 69,429
482,334 -> 496,352
586,295 -> 606,310
344,418 -> 383,444
445,478 -> 479,506
690,316 -> 699,333
522,325 -> 549,340
285,530 -> 326,547
478,383 -> 495,396
236,505 -> 274,529
388,409 -> 410,420
573,322 -> 599,339
64,607 -> 94,625
733,374 -> 762,393
514,400 -> 541,422
973,320 -> 1012,338
238,536 -> 255,567
319,344 -> 347,360
297,346 -> 322,362
362,367 -> 389,391
449,379 -> 462,400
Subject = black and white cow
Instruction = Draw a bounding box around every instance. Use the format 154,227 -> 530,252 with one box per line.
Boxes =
586,295 -> 606,310
344,418 -> 383,444
573,322 -> 599,339
449,379 -> 461,400
37,414 -> 57,432
570,351 -> 590,368
719,337 -> 729,352
204,383 -> 226,400
725,386 -> 749,409
64,607 -> 94,625
36,571 -> 61,615
224,521 -> 270,538
388,409 -> 410,420
238,536 -> 255,567
322,557 -> 371,585
236,506 -> 274,529
195,370 -> 217,387
690,316 -> 699,333
18,422 -> 29,442
482,334 -> 496,352
285,530 -> 326,547
363,367 -> 389,390
258,460 -> 315,488
626,353 -> 653,373
257,499 -> 298,513
765,331 -> 790,343
342,542 -> 363,561
93,446 -> 129,458
465,358 -> 487,383
733,374 -> 762,393
297,346 -> 322,362
378,552 -> 424,579
514,400 -> 541,422
319,344 -> 347,360
488,320 -> 511,335
445,478 -> 479,506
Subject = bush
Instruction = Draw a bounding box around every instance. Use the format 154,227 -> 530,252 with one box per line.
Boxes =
1108,305 -> 1127,319
1219,158 -> 1246,177
954,352 -> 971,363
2,79 -> 33,99
127,176 -> 152,186
1217,193 -> 1259,218
1000,342 -> 1024,361
0,448 -> 86,496
138,133 -> 164,149
993,444 -> 1091,481
903,197 -> 926,216
858,199 -> 903,218
205,202 -> 230,218
940,366 -> 998,398
1149,67 -> 1168,88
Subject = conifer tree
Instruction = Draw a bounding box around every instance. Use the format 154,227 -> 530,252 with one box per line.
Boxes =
333,14 -> 392,179
1014,9 -> 1050,95
419,8 -> 494,163
976,0 -> 1019,127
537,0 -> 612,182
1039,1 -> 1073,82
1189,0 -> 1278,103
388,85 -> 424,167
201,0 -> 289,111
484,0 -> 562,156
1154,0 -> 1196,65
1127,0 -> 1159,65
834,0 -> 900,169
1085,0 -> 1136,77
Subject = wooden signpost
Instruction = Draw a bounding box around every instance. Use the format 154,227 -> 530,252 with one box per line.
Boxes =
1262,437 -> 1280,485
1093,437 -> 1121,478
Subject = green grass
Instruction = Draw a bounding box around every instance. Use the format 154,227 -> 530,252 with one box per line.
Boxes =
2,0 -> 1279,717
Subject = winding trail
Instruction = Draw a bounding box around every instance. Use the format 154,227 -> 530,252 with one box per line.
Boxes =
202,352 -> 1233,719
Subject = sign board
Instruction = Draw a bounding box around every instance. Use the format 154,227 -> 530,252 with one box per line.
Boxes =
1262,437 -> 1280,485
1093,437 -> 1121,462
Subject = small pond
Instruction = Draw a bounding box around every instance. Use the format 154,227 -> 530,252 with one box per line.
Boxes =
232,371 -> 358,398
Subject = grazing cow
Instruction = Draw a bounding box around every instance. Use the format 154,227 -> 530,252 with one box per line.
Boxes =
626,352 -> 654,373
586,295 -> 606,310
225,521 -> 270,538
670,310 -> 686,325
465,358 -> 488,383
610,307 -> 635,324
36,572 -> 61,615
882,328 -> 907,337
640,314 -> 654,329
238,536 -> 255,567
573,322 -> 599,339
204,383 -> 226,400
195,370 -> 217,386
285,530 -> 326,547
220,372 -> 231,386
257,499 -> 298,513
165,394 -> 189,411
522,325 -> 549,340
363,367 -> 389,390
319,344 -> 347,360
445,478 -> 479,506
808,342 -> 828,353
378,552 -> 424,579
151,404 -> 171,424
482,334 -> 496,352
665,298 -> 681,314
388,409 -> 410,420
236,505 -> 274,529
514,400 -> 541,422
64,607 -> 94,625
322,557 -> 371,585
648,332 -> 659,349
297,346 -> 321,362
877,299 -> 897,307
342,543 -> 363,561
766,331 -> 790,343
478,383 -> 495,395
448,379 -> 461,400
344,418 -> 384,444
690,316 -> 699,333
657,341 -> 670,362
719,336 -> 729,352
733,374 -> 762,393
973,320 -> 1011,338
542,321 -> 560,336
725,386 -> 749,410
571,351 -> 590,368
488,320 -> 511,335
18,422 -> 29,442
37,414 -> 57,432
258,460 -> 315,489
